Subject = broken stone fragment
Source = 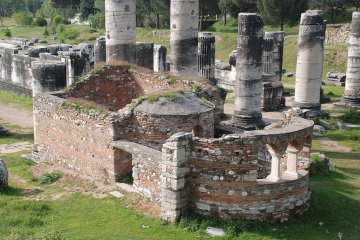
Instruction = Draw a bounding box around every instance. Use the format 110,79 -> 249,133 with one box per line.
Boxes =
0,159 -> 8,191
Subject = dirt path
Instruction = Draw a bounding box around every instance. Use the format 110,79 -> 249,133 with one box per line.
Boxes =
318,137 -> 352,152
0,102 -> 33,128
0,141 -> 33,154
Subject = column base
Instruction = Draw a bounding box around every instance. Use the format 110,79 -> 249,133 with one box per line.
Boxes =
230,112 -> 270,130
335,96 -> 360,109
262,81 -> 285,111
282,171 -> 300,180
293,101 -> 321,110
266,174 -> 281,183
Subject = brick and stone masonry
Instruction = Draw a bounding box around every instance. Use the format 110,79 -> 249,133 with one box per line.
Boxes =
105,0 -> 136,63
294,10 -> 326,110
94,37 -> 107,66
170,0 -> 199,76
339,12 -> 360,108
232,13 -> 266,129
153,45 -> 167,72
198,32 -> 215,82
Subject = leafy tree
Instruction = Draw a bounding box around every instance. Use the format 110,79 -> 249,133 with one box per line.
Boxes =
53,15 -> 62,25
232,0 -> 258,13
257,0 -> 308,31
80,0 -> 96,20
309,0 -> 345,24
218,0 -> 235,25
51,0 -> 81,10
150,0 -> 170,29
12,11 -> 33,25
35,16 -> 47,26
28,0 -> 44,16
199,0 -> 220,30
89,12 -> 105,29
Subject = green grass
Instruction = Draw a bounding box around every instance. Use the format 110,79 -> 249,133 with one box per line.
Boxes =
0,90 -> 33,111
339,109 -> 360,124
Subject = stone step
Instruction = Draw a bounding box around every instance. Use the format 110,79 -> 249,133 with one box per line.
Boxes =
116,182 -> 138,193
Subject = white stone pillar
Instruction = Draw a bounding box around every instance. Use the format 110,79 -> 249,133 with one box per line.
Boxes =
266,148 -> 281,182
284,147 -> 300,179
294,10 -> 326,110
154,45 -> 167,72
170,0 -> 199,76
105,0 -> 136,63
232,13 -> 266,129
341,12 -> 360,107
265,31 -> 285,83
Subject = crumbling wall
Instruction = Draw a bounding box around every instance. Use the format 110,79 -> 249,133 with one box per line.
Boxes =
33,93 -> 120,182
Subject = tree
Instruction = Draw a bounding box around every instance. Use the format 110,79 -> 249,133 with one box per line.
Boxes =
309,0 -> 345,24
218,0 -> 235,25
51,0 -> 81,9
199,0 -> 219,30
150,0 -> 170,29
80,0 -> 96,20
232,0 -> 258,12
257,0 -> 308,31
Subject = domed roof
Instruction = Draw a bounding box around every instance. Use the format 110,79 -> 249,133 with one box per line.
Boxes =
134,91 -> 214,116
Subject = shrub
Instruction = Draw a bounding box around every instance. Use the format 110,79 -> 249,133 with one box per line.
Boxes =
5,28 -> 11,37
35,17 -> 47,27
339,108 -> 360,124
12,12 -> 33,26
53,15 -> 62,25
61,18 -> 71,25
43,27 -> 49,37
50,24 -> 57,34
62,29 -> 80,40
88,12 -> 105,29
193,83 -> 202,92
38,172 -> 60,184
310,155 -> 332,177
57,24 -> 65,33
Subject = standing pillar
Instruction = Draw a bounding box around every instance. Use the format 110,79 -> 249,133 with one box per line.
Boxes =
294,10 -> 326,110
198,32 -> 215,82
154,45 -> 167,72
232,13 -> 266,129
170,0 -> 199,76
105,0 -> 136,63
136,42 -> 154,70
265,31 -> 285,82
284,146 -> 300,179
266,147 -> 281,182
262,37 -> 276,81
95,37 -> 106,66
340,12 -> 360,107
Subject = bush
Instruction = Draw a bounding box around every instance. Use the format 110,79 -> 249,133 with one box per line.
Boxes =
310,155 -> 332,177
53,15 -> 62,25
35,17 -> 47,27
62,29 -> 80,40
12,12 -> 33,26
57,24 -> 65,33
50,24 -> 57,34
88,13 -> 105,29
5,28 -> 11,37
61,18 -> 71,25
43,27 -> 49,37
38,172 -> 60,184
339,108 -> 360,124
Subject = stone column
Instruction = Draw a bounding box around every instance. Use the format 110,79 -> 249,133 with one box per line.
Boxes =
228,50 -> 237,84
154,45 -> 167,72
294,10 -> 326,110
95,37 -> 106,66
266,147 -> 281,182
136,42 -> 154,70
105,0 -> 136,63
198,32 -> 215,82
284,147 -> 300,179
170,0 -> 199,76
161,133 -> 191,222
262,36 -> 276,81
58,51 -> 78,87
232,13 -> 266,129
265,31 -> 285,82
341,12 -> 360,107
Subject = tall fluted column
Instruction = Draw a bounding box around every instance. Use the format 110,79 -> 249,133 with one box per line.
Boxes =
232,13 -> 266,129
265,31 -> 285,82
294,10 -> 326,110
341,12 -> 360,107
105,0 -> 136,63
198,32 -> 215,82
170,0 -> 199,76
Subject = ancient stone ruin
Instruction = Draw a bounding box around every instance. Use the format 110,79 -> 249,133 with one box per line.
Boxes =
27,2 -> 320,223
0,159 -> 8,191
338,11 -> 360,108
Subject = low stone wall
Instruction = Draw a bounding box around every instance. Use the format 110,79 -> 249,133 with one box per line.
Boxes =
0,79 -> 32,97
33,93 -> 119,182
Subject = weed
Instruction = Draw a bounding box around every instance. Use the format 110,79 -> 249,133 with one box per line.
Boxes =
177,90 -> 185,95
38,172 -> 60,185
165,93 -> 177,102
193,83 -> 202,92
339,108 -> 360,124
5,28 -> 11,37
